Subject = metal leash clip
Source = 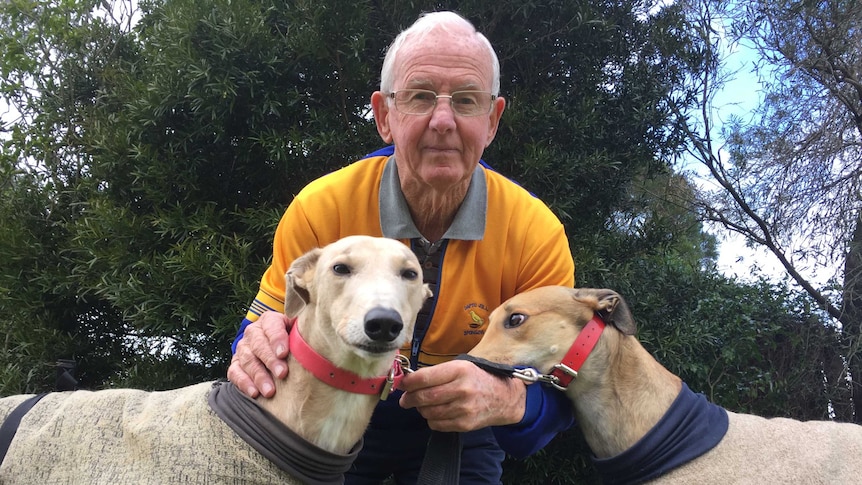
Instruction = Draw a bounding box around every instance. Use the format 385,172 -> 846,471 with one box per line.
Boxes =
379,354 -> 413,401
395,354 -> 414,374
512,368 -> 562,388
379,366 -> 397,401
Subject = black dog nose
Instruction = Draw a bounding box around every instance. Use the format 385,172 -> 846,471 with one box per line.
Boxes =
364,307 -> 404,342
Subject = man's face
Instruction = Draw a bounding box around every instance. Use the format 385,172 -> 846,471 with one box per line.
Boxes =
371,28 -> 505,194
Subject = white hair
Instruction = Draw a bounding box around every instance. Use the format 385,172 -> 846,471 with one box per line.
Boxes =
379,11 -> 501,95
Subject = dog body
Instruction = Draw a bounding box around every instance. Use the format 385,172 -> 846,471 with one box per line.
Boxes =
0,236 -> 430,484
0,383 -> 273,483
469,286 -> 862,484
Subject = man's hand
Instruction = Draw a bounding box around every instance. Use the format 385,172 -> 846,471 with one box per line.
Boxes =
398,359 -> 527,432
227,311 -> 293,398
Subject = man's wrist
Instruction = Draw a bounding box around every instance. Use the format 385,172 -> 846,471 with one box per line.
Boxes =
505,378 -> 528,425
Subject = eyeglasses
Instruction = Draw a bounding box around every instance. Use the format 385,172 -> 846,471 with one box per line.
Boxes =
388,89 -> 496,117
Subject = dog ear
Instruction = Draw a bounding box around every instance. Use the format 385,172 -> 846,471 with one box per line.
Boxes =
283,248 -> 321,316
594,289 -> 637,336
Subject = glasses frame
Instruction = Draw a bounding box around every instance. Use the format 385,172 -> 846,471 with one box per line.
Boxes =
387,89 -> 497,117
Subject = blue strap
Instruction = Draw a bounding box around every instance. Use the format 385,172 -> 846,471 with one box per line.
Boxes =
0,393 -> 47,464
417,431 -> 461,485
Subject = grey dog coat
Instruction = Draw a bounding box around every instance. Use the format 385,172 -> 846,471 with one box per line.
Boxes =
0,381 -> 357,484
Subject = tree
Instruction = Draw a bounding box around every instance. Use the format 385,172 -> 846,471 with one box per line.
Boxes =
672,0 -> 862,421
0,0 -> 706,390
0,0 -> 387,390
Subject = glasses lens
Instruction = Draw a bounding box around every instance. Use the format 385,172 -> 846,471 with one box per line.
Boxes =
451,91 -> 492,116
392,90 -> 494,116
395,90 -> 436,115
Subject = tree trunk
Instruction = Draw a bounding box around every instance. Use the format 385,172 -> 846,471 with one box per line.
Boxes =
843,210 -> 862,422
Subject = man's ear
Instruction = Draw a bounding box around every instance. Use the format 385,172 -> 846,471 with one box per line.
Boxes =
594,289 -> 637,336
484,96 -> 506,147
283,248 -> 321,316
371,91 -> 393,143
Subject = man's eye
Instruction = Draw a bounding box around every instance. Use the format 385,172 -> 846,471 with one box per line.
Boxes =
408,91 -> 435,101
505,313 -> 527,328
332,263 -> 351,275
453,94 -> 478,105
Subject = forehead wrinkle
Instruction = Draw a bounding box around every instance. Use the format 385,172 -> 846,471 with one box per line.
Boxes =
394,37 -> 494,91
403,78 -> 485,92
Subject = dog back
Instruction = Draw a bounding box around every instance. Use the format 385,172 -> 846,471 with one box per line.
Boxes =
656,411 -> 862,483
0,383 -> 303,484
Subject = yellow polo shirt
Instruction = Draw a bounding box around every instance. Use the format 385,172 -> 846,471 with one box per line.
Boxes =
241,154 -> 574,367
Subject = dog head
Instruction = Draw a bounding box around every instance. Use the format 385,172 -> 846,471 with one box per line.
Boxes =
283,236 -> 431,369
468,286 -> 635,374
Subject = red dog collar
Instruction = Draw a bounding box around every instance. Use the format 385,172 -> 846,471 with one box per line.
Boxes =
549,315 -> 606,390
288,321 -> 406,400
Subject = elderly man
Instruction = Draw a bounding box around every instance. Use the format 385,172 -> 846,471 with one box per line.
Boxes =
229,11 -> 575,484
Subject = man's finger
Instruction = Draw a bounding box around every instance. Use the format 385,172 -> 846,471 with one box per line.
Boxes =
260,313 -> 292,360
244,313 -> 290,379
227,356 -> 261,398
231,316 -> 290,398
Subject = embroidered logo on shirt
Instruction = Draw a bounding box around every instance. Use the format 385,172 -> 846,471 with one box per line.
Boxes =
468,310 -> 484,328
463,302 -> 490,335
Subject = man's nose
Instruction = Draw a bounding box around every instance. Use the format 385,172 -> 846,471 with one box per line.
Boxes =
429,97 -> 457,130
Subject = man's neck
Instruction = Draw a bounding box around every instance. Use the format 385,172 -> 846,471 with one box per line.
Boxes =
402,182 -> 468,242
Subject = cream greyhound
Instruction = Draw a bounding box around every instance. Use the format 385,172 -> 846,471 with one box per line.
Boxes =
469,286 -> 862,484
0,236 -> 431,484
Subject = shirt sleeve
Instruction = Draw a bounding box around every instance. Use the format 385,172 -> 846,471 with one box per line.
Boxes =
231,317 -> 254,354
492,379 -> 576,459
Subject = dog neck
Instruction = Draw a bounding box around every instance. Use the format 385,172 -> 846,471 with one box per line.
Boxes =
257,312 -> 399,455
287,323 -> 404,396
568,334 -> 683,459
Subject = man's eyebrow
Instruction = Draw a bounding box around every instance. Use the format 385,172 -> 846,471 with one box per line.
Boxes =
402,79 -> 435,90
454,82 -> 483,91
401,79 -> 484,91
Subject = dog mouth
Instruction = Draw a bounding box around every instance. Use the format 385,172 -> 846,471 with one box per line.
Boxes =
355,342 -> 400,354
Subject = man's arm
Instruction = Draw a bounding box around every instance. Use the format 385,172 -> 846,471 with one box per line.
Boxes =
227,311 -> 292,398
489,197 -> 577,457
493,376 -> 576,459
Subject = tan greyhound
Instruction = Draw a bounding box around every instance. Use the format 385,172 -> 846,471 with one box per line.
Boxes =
469,286 -> 862,484
0,236 -> 431,484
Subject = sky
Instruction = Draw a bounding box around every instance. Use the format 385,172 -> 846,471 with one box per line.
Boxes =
701,43 -> 786,282
688,30 -> 836,289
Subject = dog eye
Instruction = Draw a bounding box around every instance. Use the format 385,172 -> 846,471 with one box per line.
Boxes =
401,269 -> 419,280
505,313 -> 527,328
332,263 -> 351,275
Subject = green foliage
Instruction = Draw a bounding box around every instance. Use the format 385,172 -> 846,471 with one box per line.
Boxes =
0,0 -> 710,394
1,0 -> 387,392
678,0 -> 862,423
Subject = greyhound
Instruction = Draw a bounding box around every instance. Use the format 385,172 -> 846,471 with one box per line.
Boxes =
0,236 -> 431,484
469,286 -> 862,484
